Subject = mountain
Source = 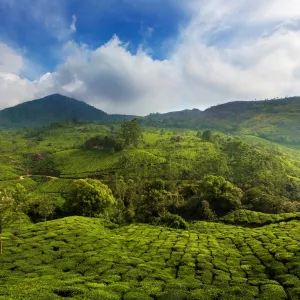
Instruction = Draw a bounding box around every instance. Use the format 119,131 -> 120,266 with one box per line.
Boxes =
145,97 -> 300,146
2,94 -> 300,146
0,94 -> 134,128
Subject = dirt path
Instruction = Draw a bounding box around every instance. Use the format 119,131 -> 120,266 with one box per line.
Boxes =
19,175 -> 57,180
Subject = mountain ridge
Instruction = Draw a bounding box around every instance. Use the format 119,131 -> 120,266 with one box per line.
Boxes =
2,94 -> 300,146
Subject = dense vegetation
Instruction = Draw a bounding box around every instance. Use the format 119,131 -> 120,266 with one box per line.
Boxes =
1,98 -> 300,299
0,216 -> 300,299
1,119 -> 300,222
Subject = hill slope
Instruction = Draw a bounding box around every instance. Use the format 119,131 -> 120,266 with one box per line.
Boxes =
145,97 -> 300,146
1,216 -> 299,299
0,94 -> 134,127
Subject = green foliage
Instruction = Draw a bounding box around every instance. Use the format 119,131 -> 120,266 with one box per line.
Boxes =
119,118 -> 142,148
202,130 -> 213,142
66,179 -> 116,217
84,136 -> 117,150
198,176 -> 243,216
0,185 -> 30,254
153,213 -> 189,229
0,216 -> 299,298
220,210 -> 300,226
244,188 -> 284,213
200,200 -> 217,221
31,195 -> 57,221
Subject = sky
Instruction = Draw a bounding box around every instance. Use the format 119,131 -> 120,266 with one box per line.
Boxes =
1,0 -> 300,115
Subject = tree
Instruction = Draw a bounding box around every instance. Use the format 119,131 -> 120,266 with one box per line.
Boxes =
0,186 -> 29,255
198,175 -> 243,216
119,118 -> 142,147
66,179 -> 116,217
202,130 -> 213,142
11,184 -> 30,229
34,196 -> 56,221
201,200 -> 217,221
139,189 -> 167,220
243,187 -> 283,213
0,190 -> 14,255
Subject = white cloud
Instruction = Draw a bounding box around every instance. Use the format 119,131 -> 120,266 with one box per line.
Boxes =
70,15 -> 77,33
2,1 -> 300,114
47,36 -> 182,115
0,43 -> 24,74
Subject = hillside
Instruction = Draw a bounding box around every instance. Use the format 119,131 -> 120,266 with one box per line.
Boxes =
0,216 -> 299,299
0,123 -> 300,218
0,94 -> 134,128
0,118 -> 300,299
145,97 -> 300,146
2,94 -> 300,146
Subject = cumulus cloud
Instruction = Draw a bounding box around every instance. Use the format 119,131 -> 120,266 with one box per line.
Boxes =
0,43 -> 24,74
2,0 -> 300,114
44,37 -> 182,115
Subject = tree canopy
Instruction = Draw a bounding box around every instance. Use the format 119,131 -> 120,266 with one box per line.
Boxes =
198,175 -> 243,216
67,179 -> 116,217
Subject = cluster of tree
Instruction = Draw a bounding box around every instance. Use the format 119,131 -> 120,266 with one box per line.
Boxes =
1,169 -> 300,255
84,118 -> 142,151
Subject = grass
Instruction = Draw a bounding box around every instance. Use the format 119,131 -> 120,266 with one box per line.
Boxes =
0,216 -> 299,299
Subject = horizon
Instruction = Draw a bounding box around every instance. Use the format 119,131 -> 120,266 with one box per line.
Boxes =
2,93 -> 300,117
2,1 -> 300,114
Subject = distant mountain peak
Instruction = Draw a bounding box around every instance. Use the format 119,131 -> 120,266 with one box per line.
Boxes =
0,94 -> 133,128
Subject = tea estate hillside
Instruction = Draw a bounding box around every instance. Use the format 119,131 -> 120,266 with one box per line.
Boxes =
0,113 -> 300,299
1,215 -> 300,299
146,97 -> 300,146
1,121 -> 300,218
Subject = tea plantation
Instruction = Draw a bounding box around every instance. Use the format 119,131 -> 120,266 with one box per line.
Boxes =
220,210 -> 300,226
0,216 -> 300,300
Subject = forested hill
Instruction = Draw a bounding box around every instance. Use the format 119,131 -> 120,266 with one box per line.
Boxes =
144,97 -> 300,146
0,94 -> 134,128
2,94 -> 300,146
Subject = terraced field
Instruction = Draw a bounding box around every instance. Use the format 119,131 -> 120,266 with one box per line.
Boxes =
0,217 -> 299,299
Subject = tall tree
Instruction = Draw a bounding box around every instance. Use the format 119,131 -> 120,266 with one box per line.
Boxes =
119,118 -> 142,147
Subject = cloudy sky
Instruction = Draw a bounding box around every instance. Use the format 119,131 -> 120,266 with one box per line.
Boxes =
1,0 -> 300,115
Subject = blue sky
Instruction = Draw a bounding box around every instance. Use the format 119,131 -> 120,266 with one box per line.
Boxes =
0,0 -> 185,76
1,0 -> 300,115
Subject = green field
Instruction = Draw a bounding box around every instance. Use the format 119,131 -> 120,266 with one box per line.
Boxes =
0,216 -> 300,300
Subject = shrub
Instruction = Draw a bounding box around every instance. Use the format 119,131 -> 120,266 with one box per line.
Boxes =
259,284 -> 287,300
124,291 -> 153,300
153,213 -> 189,230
